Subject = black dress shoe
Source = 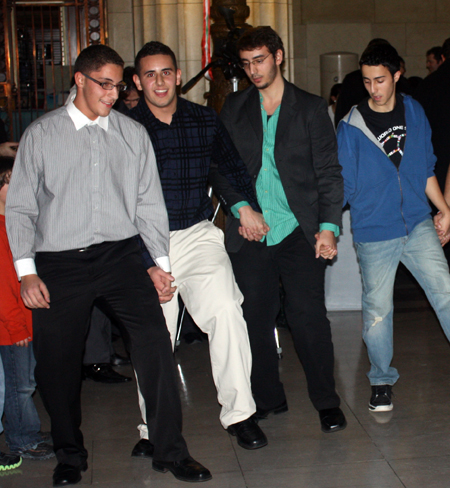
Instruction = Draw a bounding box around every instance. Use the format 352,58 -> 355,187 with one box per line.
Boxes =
131,439 -> 154,458
152,456 -> 212,482
227,417 -> 268,450
53,462 -> 87,487
110,353 -> 131,366
319,407 -> 347,433
83,363 -> 132,383
183,332 -> 205,345
254,400 -> 288,420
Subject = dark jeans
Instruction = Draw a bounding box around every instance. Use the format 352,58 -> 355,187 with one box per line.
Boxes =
33,238 -> 189,466
0,344 -> 42,451
229,226 -> 340,412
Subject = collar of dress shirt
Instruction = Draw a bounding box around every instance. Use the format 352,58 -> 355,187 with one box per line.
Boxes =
66,86 -> 109,131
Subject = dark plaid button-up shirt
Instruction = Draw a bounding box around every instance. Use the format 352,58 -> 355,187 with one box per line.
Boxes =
131,96 -> 257,267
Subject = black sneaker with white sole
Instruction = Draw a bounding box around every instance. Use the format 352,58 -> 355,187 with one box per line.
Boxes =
369,385 -> 393,412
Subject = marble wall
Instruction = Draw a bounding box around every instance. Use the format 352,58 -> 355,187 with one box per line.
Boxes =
107,0 -> 292,104
295,0 -> 450,95
107,0 -> 450,100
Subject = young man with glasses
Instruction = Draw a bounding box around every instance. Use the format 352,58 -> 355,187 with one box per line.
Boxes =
215,26 -> 347,434
6,44 -> 210,486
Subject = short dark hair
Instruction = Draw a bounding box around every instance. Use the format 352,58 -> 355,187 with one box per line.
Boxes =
367,38 -> 390,48
120,66 -> 138,98
427,46 -> 443,62
359,43 -> 401,77
74,44 -> 124,76
0,156 -> 14,190
135,41 -> 178,75
328,83 -> 342,105
442,38 -> 450,60
237,26 -> 285,60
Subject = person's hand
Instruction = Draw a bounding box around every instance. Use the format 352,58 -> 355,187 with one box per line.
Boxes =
314,230 -> 337,259
21,274 -> 50,309
434,211 -> 450,246
15,337 -> 31,347
0,142 -> 19,158
238,206 -> 269,241
147,266 -> 177,304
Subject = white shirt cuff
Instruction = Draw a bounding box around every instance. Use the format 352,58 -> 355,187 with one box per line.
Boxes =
154,256 -> 171,273
14,258 -> 37,281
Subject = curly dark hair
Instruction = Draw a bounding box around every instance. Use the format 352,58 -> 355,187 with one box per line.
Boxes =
0,156 -> 14,190
359,43 -> 401,77
237,26 -> 285,60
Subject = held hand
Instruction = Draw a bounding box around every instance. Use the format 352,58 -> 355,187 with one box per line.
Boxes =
21,274 -> 50,309
238,206 -> 270,242
15,337 -> 31,347
0,142 -> 19,158
434,211 -> 450,246
147,266 -> 177,304
314,230 -> 337,260
238,226 -> 266,242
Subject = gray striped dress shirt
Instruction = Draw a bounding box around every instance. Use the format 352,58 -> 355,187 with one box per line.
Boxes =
6,100 -> 170,278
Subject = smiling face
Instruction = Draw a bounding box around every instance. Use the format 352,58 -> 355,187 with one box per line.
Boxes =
239,46 -> 282,91
134,54 -> 181,117
74,63 -> 124,120
361,64 -> 400,113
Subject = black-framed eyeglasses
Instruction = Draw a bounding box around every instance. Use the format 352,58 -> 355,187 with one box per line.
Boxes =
82,73 -> 127,92
239,53 -> 272,70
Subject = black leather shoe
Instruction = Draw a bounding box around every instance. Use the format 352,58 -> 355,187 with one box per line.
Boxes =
131,439 -> 154,458
319,407 -> 347,433
110,353 -> 131,366
83,363 -> 132,383
227,417 -> 268,450
53,462 -> 87,487
254,400 -> 288,420
152,456 -> 212,482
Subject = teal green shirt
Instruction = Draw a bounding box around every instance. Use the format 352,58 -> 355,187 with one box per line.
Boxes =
231,96 -> 339,245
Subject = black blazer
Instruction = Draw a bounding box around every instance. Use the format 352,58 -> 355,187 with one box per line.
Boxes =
213,79 -> 343,253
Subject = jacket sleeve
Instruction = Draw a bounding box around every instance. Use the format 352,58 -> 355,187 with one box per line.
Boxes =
421,106 -> 437,178
208,102 -> 259,213
310,98 -> 344,226
337,122 -> 357,208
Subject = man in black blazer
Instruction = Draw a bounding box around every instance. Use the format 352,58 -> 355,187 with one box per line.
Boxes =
214,26 -> 346,433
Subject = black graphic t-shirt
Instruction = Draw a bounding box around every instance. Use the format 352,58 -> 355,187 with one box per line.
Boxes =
358,94 -> 406,168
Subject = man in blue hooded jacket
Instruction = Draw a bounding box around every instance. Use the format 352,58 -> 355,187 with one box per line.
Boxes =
337,42 -> 450,412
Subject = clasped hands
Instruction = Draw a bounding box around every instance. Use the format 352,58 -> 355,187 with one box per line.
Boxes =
434,210 -> 450,246
237,205 -> 270,241
314,230 -> 337,260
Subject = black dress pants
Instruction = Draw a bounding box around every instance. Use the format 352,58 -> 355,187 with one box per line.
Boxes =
32,238 -> 189,466
229,226 -> 340,412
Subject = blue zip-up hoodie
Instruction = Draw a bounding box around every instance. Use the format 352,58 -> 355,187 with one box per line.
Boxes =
337,94 -> 436,243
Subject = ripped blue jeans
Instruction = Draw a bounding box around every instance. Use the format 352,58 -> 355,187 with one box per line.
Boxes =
355,218 -> 450,385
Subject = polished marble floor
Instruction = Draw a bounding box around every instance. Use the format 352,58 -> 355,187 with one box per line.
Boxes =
2,265 -> 450,487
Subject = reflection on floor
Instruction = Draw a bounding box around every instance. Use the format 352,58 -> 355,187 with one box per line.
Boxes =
2,264 -> 450,487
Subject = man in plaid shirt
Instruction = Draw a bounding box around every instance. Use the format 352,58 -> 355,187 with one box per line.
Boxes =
129,41 -> 269,458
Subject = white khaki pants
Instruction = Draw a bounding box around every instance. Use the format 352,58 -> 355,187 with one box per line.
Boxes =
137,220 -> 255,434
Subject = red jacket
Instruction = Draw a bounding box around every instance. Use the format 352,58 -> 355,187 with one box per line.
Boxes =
0,214 -> 32,345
